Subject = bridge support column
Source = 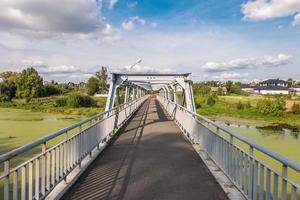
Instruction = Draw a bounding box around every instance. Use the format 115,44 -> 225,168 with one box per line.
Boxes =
184,81 -> 196,112
124,85 -> 129,104
105,74 -> 123,111
170,84 -> 177,103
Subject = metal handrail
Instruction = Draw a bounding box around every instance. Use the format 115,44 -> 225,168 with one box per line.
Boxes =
162,98 -> 300,172
0,97 -> 142,163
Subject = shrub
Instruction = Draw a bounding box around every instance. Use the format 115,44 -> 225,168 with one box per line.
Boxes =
245,100 -> 251,109
66,93 -> 96,108
257,97 -> 285,116
291,102 -> 300,114
44,84 -> 62,96
206,94 -> 218,106
54,97 -> 67,107
236,101 -> 244,110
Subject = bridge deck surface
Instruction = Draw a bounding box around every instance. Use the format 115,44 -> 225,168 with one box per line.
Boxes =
63,97 -> 227,200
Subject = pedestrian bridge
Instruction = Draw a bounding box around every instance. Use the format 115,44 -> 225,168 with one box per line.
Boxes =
0,73 -> 299,200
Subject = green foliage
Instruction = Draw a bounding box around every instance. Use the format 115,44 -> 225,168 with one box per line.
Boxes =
291,103 -> 300,114
217,87 -> 224,95
86,77 -> 100,95
225,81 -> 242,94
245,100 -> 251,109
193,83 -> 211,96
15,68 -> 43,101
54,97 -> 67,107
43,83 -> 62,96
206,94 -> 218,106
95,66 -> 108,93
0,71 -> 18,101
236,101 -> 244,110
66,93 -> 96,108
256,97 -> 285,116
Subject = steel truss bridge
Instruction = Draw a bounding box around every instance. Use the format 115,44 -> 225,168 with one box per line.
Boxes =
0,73 -> 299,200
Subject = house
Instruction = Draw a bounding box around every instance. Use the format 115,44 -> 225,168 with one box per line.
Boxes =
241,87 -> 255,94
254,79 -> 289,95
210,87 -> 227,94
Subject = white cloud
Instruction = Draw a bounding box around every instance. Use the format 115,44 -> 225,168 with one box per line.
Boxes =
108,0 -> 118,10
0,0 -> 121,42
0,0 -> 104,34
122,16 -> 146,31
127,1 -> 138,8
212,73 -> 249,81
122,20 -> 134,31
242,0 -> 300,21
102,24 -> 114,35
202,54 -> 292,73
292,13 -> 300,26
115,64 -> 173,74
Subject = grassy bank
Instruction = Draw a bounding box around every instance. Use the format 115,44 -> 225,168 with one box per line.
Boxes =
0,95 -> 107,117
196,95 -> 300,128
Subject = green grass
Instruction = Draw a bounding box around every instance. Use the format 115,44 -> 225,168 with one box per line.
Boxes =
197,95 -> 300,128
0,95 -> 107,117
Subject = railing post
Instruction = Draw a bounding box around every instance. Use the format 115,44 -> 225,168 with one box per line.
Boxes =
4,160 -> 10,200
281,164 -> 288,200
41,142 -> 46,196
64,131 -> 68,182
249,145 -> 254,199
78,125 -> 82,168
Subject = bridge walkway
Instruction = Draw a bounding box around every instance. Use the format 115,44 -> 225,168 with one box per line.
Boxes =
62,97 -> 227,200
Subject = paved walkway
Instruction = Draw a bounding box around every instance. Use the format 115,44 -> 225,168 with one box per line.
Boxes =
63,97 -> 227,200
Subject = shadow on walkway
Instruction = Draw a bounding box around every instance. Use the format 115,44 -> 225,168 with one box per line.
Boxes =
62,97 -> 227,200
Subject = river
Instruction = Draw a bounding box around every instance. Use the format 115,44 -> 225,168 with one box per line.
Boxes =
0,108 -> 81,155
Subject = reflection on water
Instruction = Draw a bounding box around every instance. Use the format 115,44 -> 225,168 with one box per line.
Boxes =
215,121 -> 300,140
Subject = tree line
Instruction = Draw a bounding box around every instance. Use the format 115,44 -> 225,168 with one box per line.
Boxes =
0,66 -> 108,102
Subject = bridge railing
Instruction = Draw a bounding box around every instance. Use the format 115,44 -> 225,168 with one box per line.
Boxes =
157,96 -> 300,200
0,96 -> 147,200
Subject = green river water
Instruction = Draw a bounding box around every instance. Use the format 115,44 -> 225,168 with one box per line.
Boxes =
0,108 -> 81,155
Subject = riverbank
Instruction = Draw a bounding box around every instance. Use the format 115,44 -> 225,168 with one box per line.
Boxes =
0,95 -> 107,117
196,95 -> 300,128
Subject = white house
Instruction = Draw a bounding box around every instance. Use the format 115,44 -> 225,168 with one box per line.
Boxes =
254,79 -> 289,95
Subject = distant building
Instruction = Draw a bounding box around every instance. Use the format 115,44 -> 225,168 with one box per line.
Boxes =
210,87 -> 227,94
254,79 -> 289,95
241,87 -> 255,93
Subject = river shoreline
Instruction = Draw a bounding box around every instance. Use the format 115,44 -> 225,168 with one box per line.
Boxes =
202,113 -> 300,129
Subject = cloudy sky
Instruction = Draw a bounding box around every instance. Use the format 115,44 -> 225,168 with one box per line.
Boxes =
0,0 -> 299,82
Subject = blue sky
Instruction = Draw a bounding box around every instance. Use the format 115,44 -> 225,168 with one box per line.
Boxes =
0,0 -> 299,82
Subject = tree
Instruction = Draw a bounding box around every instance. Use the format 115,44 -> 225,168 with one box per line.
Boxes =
287,78 -> 293,88
0,71 -> 18,101
43,83 -> 62,96
15,68 -> 43,101
86,77 -> 100,95
225,81 -> 233,93
95,66 -> 108,93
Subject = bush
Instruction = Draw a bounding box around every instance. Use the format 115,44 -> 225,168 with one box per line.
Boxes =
245,100 -> 251,109
291,102 -> 300,114
257,97 -> 285,116
85,77 -> 100,96
54,97 -> 67,107
66,93 -> 96,108
44,84 -> 62,96
206,94 -> 218,106
236,101 -> 244,110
